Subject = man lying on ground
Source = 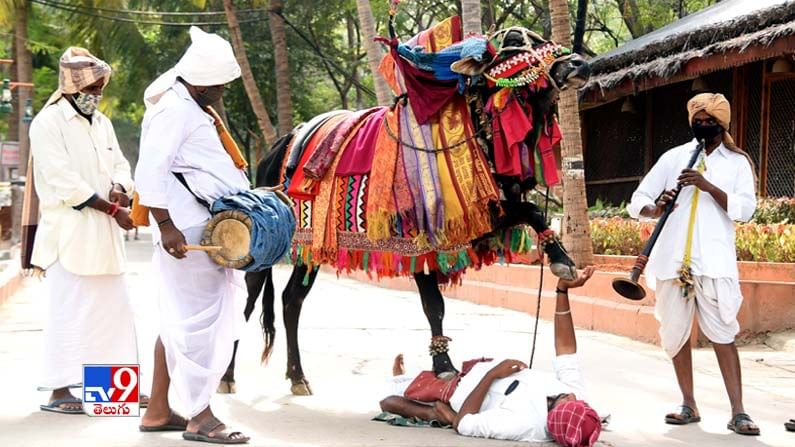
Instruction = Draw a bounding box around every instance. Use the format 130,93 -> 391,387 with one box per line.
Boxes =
380,267 -> 602,447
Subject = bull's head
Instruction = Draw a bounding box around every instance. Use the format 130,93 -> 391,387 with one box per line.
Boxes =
457,27 -> 591,93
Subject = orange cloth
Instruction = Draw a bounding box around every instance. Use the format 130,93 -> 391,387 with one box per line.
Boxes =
131,105 -> 248,227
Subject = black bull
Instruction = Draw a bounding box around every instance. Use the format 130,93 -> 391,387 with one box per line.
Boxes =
219,51 -> 591,397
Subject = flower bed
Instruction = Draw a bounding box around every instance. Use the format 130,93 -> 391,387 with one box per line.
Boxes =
590,218 -> 795,263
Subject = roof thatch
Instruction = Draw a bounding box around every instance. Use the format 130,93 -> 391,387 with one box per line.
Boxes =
583,0 -> 795,93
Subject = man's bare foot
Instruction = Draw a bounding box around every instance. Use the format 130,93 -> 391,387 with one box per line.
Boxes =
432,401 -> 456,426
393,354 -> 405,376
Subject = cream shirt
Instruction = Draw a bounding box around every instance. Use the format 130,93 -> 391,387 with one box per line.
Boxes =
29,98 -> 134,275
627,140 -> 757,286
135,82 -> 249,234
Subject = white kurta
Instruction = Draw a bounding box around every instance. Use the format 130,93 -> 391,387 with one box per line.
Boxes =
135,82 -> 248,417
29,98 -> 135,275
29,99 -> 139,390
627,140 -> 756,286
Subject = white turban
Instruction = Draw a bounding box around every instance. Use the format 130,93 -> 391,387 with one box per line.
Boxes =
143,26 -> 241,108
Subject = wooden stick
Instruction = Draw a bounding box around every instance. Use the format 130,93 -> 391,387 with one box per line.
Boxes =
185,244 -> 223,252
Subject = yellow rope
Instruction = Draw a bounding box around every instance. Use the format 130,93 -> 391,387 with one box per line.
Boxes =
677,156 -> 706,297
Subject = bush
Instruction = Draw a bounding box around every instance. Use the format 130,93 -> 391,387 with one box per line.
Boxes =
752,197 -> 795,224
588,199 -> 630,219
590,218 -> 795,262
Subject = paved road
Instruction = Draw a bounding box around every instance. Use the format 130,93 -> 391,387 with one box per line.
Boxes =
0,230 -> 793,446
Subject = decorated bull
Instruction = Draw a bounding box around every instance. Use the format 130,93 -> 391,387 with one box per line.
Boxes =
219,16 -> 591,395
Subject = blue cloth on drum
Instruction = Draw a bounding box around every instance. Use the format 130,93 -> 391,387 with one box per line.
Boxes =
210,190 -> 296,272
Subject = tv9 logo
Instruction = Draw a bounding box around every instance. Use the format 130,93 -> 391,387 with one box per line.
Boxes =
83,365 -> 140,417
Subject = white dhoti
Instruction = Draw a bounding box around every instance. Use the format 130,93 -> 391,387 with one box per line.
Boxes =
655,276 -> 743,358
154,225 -> 242,418
39,262 -> 138,390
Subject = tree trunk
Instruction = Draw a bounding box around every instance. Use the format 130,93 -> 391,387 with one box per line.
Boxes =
615,0 -> 648,38
572,0 -> 589,55
223,0 -> 277,146
461,0 -> 482,35
268,0 -> 293,136
7,34 -> 19,143
15,0 -> 32,176
355,0 -> 392,106
549,0 -> 594,267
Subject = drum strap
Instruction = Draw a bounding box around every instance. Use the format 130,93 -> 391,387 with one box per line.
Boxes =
173,172 -> 212,211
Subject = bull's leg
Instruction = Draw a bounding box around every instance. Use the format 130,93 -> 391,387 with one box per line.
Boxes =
414,272 -> 458,378
219,269 -> 272,394
500,201 -> 576,280
283,265 -> 318,395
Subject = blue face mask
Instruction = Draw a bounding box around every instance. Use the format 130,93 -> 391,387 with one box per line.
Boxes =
74,92 -> 101,115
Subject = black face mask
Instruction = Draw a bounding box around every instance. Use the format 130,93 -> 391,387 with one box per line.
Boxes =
691,123 -> 723,142
195,86 -> 224,107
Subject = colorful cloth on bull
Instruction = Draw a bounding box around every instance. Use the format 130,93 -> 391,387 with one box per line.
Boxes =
487,88 -> 561,186
280,16 -> 548,281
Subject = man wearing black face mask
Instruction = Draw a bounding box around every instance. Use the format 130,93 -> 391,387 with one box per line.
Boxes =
627,93 -> 759,436
135,27 -> 250,443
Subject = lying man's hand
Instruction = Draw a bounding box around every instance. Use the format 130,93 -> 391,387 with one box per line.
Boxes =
557,266 -> 596,291
488,359 -> 527,379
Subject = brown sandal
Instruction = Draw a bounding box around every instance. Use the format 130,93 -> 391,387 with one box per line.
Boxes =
139,410 -> 189,432
182,415 -> 249,444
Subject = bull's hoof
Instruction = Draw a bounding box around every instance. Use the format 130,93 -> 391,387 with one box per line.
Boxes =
432,352 -> 459,378
290,379 -> 313,396
217,380 -> 237,394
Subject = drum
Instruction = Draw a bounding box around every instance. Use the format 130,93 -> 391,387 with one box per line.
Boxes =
201,210 -> 256,269
196,187 -> 295,271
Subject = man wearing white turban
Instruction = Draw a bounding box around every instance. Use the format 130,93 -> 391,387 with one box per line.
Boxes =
135,26 -> 250,444
30,47 -> 139,415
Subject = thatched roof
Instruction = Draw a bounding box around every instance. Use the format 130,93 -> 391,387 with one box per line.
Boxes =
583,0 -> 795,94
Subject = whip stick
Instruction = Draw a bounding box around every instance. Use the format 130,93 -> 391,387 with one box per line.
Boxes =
612,139 -> 706,301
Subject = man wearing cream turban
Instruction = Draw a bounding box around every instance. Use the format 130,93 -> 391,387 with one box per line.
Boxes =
29,47 -> 139,414
135,26 -> 250,443
627,93 -> 759,436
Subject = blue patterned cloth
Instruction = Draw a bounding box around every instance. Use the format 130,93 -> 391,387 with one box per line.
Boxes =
211,190 -> 296,272
396,37 -> 488,91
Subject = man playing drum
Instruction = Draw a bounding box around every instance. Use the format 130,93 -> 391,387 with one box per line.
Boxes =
627,93 -> 759,435
135,26 -> 250,444
29,47 -> 139,415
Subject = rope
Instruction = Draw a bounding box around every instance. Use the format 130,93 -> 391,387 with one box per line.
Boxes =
382,99 -> 507,153
32,0 -> 267,26
529,188 -> 550,369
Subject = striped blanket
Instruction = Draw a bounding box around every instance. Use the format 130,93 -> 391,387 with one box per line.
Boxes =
282,17 -> 550,282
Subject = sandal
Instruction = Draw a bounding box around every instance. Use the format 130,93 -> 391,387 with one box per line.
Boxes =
727,412 -> 760,436
786,419 -> 795,432
40,397 -> 84,415
183,415 -> 249,444
140,394 -> 150,408
665,405 -> 701,425
139,410 -> 189,432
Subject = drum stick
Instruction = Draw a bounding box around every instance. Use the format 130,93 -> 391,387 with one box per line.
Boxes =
185,245 -> 223,252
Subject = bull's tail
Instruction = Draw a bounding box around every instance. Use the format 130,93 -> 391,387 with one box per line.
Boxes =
261,269 -> 276,364
244,269 -> 277,364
